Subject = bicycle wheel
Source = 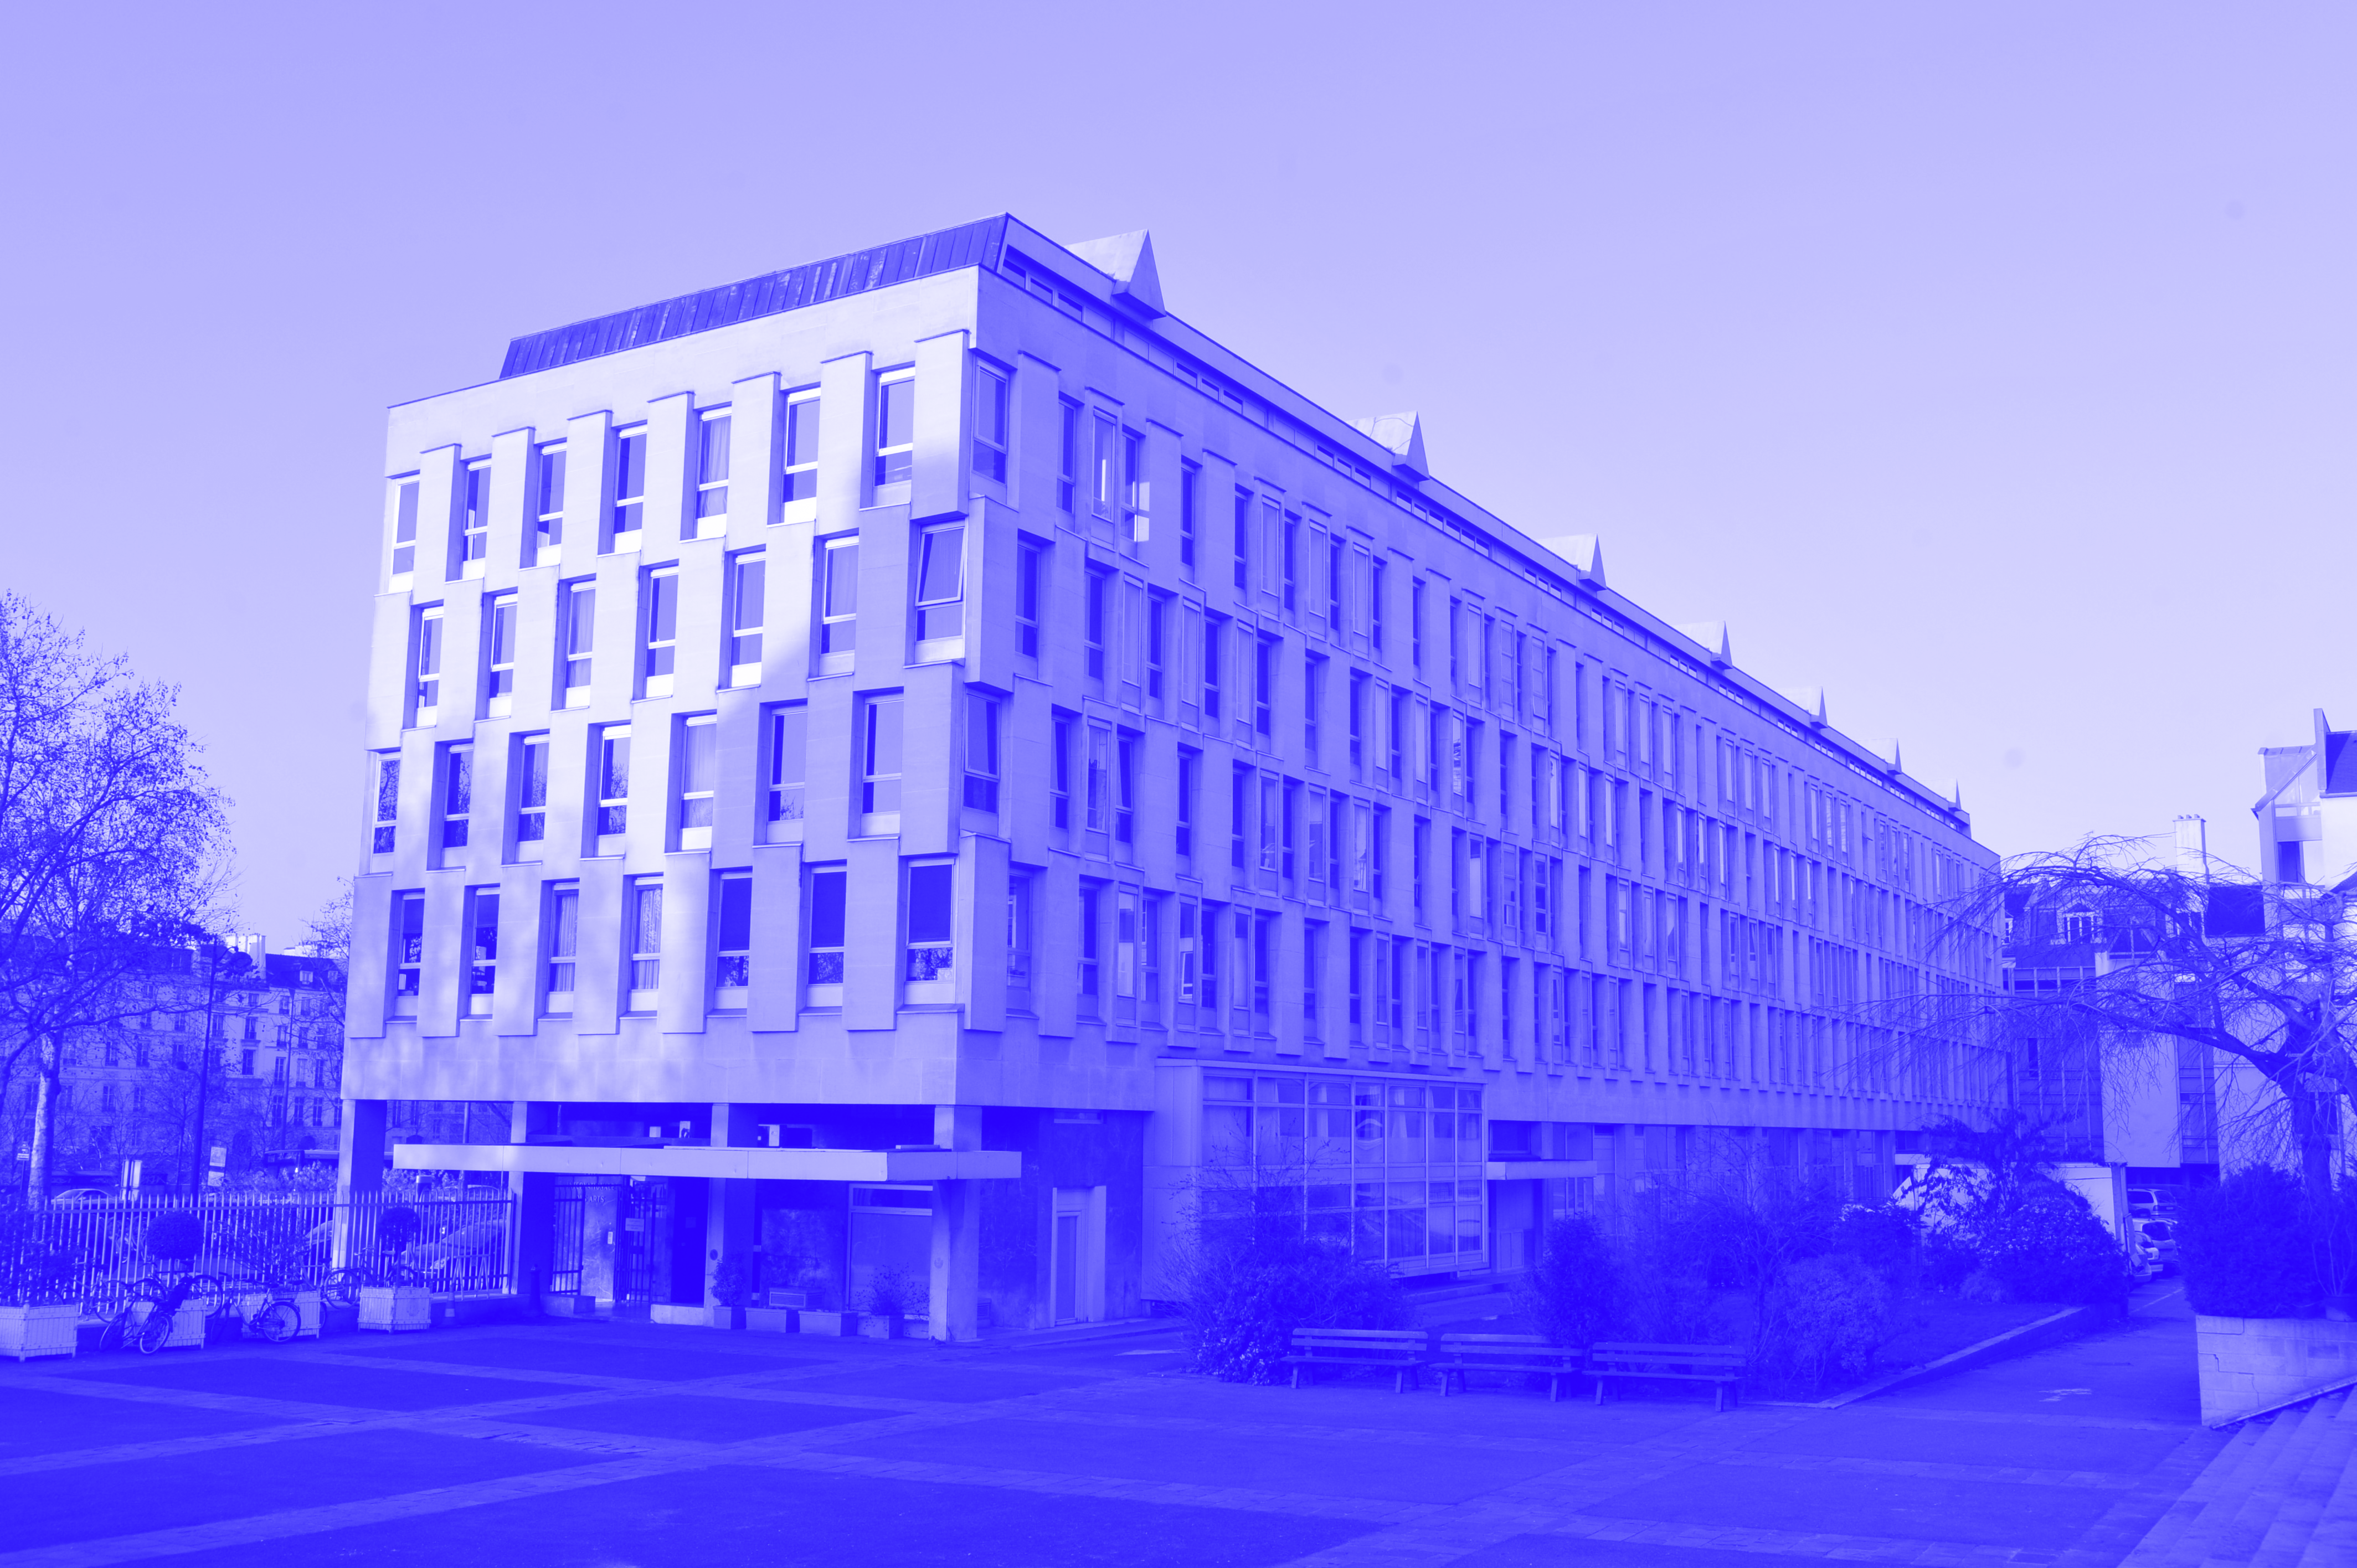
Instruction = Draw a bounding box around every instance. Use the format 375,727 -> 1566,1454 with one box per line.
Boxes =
321,1269 -> 361,1309
97,1308 -> 134,1353
384,1263 -> 427,1289
135,1303 -> 177,1355
253,1300 -> 300,1344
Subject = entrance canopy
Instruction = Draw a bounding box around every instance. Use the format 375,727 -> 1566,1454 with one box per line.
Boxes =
390,1144 -> 1021,1182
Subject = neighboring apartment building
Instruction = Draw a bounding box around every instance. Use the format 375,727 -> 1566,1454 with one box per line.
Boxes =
344,215 -> 2003,1337
2258,710 -> 2357,894
20,944 -> 347,1192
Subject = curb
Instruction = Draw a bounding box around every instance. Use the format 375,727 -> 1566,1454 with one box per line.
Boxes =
1813,1299 -> 2125,1408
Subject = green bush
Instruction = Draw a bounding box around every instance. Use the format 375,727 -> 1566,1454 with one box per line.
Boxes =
378,1205 -> 421,1252
145,1211 -> 204,1262
2180,1166 -> 2324,1318
1173,1234 -> 1407,1384
1760,1253 -> 1892,1392
1969,1183 -> 2133,1306
1834,1203 -> 1922,1287
709,1251 -> 763,1309
1515,1214 -> 1623,1347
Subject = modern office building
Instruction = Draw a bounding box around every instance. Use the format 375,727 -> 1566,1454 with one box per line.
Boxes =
342,215 -> 2001,1338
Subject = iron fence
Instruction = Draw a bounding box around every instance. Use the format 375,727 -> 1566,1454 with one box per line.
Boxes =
1,1192 -> 517,1311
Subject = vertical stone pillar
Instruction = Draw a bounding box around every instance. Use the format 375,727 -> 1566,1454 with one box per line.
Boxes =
334,1098 -> 389,1268
510,1101 -> 557,1305
929,1104 -> 985,1342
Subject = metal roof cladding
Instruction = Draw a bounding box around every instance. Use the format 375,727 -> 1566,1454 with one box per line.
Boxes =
498,215 -> 1012,379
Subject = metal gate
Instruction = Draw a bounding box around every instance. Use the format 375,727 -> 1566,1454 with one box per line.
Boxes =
616,1178 -> 672,1317
548,1185 -> 586,1296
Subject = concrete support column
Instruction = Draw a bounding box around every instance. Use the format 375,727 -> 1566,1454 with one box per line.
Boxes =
707,1177 -> 759,1312
333,1098 -> 389,1268
509,1101 -> 559,1304
929,1179 -> 980,1342
935,1103 -> 984,1151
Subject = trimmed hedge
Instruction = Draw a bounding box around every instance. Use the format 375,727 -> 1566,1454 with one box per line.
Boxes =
2179,1166 -> 2327,1318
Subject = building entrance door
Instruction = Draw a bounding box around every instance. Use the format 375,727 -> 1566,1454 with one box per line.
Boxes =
1049,1187 -> 1103,1325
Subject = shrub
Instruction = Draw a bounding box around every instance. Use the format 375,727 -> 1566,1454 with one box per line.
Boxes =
378,1205 -> 421,1253
2180,1166 -> 2324,1318
862,1268 -> 925,1319
1969,1183 -> 2133,1306
709,1252 -> 763,1309
1516,1214 -> 1623,1347
1760,1253 -> 1892,1392
1834,1203 -> 1922,1288
145,1211 -> 204,1263
1172,1234 -> 1406,1384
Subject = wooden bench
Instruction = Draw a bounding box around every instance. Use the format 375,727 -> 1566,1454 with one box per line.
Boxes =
1429,1333 -> 1586,1401
1587,1342 -> 1748,1412
1283,1328 -> 1429,1392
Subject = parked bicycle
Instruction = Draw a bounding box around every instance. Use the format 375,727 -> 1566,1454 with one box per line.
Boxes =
319,1261 -> 425,1309
107,1271 -> 227,1355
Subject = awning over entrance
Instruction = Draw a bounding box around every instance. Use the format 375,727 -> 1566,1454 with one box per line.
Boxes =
391,1144 -> 1022,1182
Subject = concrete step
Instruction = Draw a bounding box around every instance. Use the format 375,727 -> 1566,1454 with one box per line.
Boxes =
2250,1390 -> 2355,1568
2296,1386 -> 2357,1567
2143,1410 -> 2302,1568
2202,1394 -> 2339,1568
2118,1421 -> 2272,1568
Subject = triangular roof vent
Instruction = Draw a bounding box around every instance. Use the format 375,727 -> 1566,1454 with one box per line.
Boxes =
1065,230 -> 1164,315
1533,534 -> 1605,588
1350,412 -> 1428,477
1675,622 -> 1733,667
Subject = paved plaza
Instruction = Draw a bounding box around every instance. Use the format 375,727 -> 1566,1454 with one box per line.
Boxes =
0,1291 -> 2221,1567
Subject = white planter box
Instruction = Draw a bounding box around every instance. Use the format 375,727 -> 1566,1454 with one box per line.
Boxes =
130,1299 -> 208,1350
357,1286 -> 433,1333
293,1289 -> 322,1338
0,1303 -> 79,1361
2195,1313 -> 2357,1425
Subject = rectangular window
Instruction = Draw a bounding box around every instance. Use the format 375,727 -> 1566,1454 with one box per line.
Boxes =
1411,579 -> 1425,668
439,742 -> 472,849
544,886 -> 577,1009
370,754 -> 399,854
1084,724 -> 1112,833
860,693 -> 904,818
714,872 -> 752,997
913,522 -> 964,646
1371,559 -> 1387,651
465,888 -> 498,1011
1179,461 -> 1198,567
1282,514 -> 1299,609
1007,871 -> 1033,1007
906,862 -> 954,982
514,734 -> 549,844
964,693 -> 1000,811
534,443 -> 565,553
1052,715 -> 1073,828
1232,487 -> 1252,591
1057,399 -> 1080,512
1146,592 -> 1169,701
1202,615 -> 1225,721
410,606 -> 444,722
677,714 -> 717,845
817,535 -> 858,667
460,461 -> 491,567
483,593 -> 517,705
1116,733 -> 1139,846
693,411 -> 731,526
972,363 -> 1010,482
783,394 -> 821,501
765,704 -> 806,824
807,867 -> 847,987
595,725 -> 630,838
1079,884 -> 1102,1014
1304,654 -> 1325,760
611,427 -> 646,545
626,878 -> 662,1005
874,376 -> 914,485
1176,750 -> 1197,858
392,891 -> 424,1000
728,551 -> 765,681
561,580 -> 595,701
1084,567 -> 1109,680
391,478 -> 419,577
1254,636 -> 1274,737
1090,412 -> 1118,518
642,568 -> 679,691
1016,540 -> 1043,657
1122,427 -> 1149,540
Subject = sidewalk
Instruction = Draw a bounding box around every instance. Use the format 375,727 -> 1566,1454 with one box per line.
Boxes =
0,1288 -> 2212,1567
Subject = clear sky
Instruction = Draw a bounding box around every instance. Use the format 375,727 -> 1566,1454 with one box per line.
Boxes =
5,2 -> 2350,942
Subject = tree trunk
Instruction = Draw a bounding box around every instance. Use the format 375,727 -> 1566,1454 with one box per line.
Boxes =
2290,1076 -> 2337,1202
25,1032 -> 59,1205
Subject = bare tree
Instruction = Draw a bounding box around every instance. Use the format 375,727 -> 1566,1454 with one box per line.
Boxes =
0,595 -> 229,1201
1883,837 -> 2355,1200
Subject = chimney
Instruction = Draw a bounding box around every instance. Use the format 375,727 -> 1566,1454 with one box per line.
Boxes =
2174,815 -> 2208,876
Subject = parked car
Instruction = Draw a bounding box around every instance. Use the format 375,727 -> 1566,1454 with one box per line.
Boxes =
2124,1187 -> 2181,1274
48,1189 -> 116,1206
